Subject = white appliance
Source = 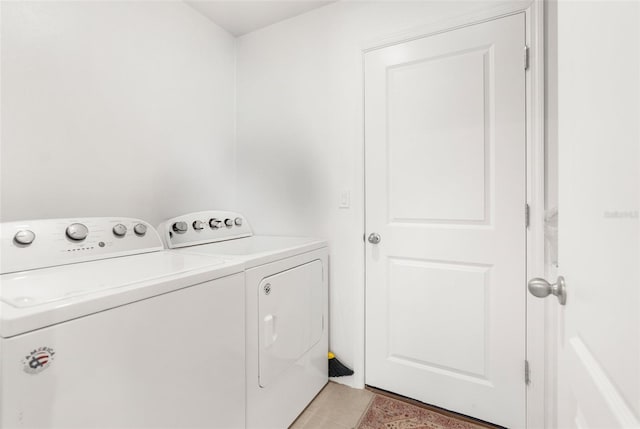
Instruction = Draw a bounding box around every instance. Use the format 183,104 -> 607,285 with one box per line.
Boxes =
158,211 -> 328,429
0,217 -> 246,429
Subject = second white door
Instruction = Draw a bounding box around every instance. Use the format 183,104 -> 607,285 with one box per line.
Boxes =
365,14 -> 527,428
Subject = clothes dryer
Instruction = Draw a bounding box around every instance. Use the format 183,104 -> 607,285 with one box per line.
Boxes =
159,211 -> 328,429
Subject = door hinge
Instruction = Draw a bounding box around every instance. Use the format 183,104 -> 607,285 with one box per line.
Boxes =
525,203 -> 530,228
525,360 -> 531,385
524,46 -> 530,70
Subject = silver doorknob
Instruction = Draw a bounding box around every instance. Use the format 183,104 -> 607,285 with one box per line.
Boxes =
528,276 -> 567,305
368,233 -> 381,244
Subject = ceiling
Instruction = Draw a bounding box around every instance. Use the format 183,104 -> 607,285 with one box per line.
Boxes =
184,1 -> 335,36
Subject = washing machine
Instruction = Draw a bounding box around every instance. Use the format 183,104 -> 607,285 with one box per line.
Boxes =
158,211 -> 328,429
0,217 -> 246,429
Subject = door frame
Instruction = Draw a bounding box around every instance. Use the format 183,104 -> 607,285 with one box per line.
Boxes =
357,2 -> 547,427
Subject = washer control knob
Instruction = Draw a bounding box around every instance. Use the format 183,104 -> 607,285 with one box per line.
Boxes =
172,221 -> 188,234
112,224 -> 127,237
234,217 -> 243,226
224,218 -> 233,227
193,220 -> 205,230
209,218 -> 222,229
66,223 -> 89,241
134,223 -> 147,236
14,230 -> 36,245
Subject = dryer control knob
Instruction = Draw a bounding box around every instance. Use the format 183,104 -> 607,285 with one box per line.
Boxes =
134,223 -> 147,236
224,218 -> 233,227
172,221 -> 188,234
66,223 -> 89,241
112,224 -> 127,237
234,217 -> 243,226
193,220 -> 205,230
14,230 -> 36,245
209,218 -> 222,229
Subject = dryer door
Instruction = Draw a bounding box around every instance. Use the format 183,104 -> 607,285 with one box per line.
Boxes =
258,260 -> 323,388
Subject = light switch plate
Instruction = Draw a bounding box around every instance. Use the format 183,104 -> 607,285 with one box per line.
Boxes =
339,190 -> 351,209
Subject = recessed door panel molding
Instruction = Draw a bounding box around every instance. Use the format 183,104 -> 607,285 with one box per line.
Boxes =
387,46 -> 493,225
387,258 -> 490,378
365,13 -> 526,428
568,337 -> 638,427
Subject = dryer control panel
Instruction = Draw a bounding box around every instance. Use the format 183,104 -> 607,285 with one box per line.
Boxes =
158,211 -> 252,249
0,217 -> 163,274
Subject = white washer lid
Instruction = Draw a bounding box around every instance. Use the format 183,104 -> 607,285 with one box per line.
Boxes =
0,251 -> 244,337
175,235 -> 327,268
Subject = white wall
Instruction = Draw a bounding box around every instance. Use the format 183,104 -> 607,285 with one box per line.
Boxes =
236,0 -> 530,388
1,1 -> 236,226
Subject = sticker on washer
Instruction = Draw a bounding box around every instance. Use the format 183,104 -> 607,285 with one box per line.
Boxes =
22,347 -> 56,374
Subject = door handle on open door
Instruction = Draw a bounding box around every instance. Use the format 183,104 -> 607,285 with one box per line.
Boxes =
368,233 -> 381,244
528,276 -> 567,305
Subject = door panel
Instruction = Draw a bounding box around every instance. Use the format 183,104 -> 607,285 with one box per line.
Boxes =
388,259 -> 489,377
388,47 -> 490,223
365,14 -> 526,428
556,2 -> 640,428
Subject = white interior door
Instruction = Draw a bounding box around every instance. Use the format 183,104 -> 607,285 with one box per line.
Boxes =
555,2 -> 640,428
364,14 -> 527,428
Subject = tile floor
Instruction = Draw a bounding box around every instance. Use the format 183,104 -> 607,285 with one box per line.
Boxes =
289,382 -> 375,429
290,382 -> 499,429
